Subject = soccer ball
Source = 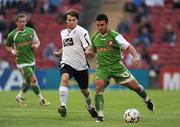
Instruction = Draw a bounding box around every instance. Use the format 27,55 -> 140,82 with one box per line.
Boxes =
123,108 -> 140,123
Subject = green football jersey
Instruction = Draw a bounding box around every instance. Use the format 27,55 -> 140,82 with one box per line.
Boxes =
92,30 -> 127,66
7,27 -> 38,68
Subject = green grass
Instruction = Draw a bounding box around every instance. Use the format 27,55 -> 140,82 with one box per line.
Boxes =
0,90 -> 180,127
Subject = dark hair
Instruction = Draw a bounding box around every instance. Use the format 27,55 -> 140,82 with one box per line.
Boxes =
16,13 -> 27,22
95,14 -> 108,23
64,9 -> 79,20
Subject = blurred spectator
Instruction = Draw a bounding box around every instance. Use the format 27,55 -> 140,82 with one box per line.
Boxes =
137,16 -> 153,34
134,27 -> 153,47
133,0 -> 142,7
1,0 -> 20,8
69,0 -> 81,5
173,0 -> 180,9
124,0 -> 137,14
44,42 -> 57,61
116,13 -> 131,34
0,14 -> 7,45
134,6 -> 149,23
0,58 -> 9,70
145,0 -> 165,7
17,0 -> 34,14
40,0 -> 61,14
161,23 -> 176,46
149,54 -> 162,77
177,15 -> 180,28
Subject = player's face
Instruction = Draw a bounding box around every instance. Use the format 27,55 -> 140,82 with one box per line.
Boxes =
16,17 -> 27,31
95,20 -> 108,35
66,15 -> 78,29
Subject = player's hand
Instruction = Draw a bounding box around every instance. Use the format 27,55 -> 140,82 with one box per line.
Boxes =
53,51 -> 62,57
32,44 -> 39,49
133,58 -> 141,67
85,49 -> 95,58
11,49 -> 19,56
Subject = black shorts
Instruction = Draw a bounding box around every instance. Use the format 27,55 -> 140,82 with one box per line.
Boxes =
60,64 -> 89,89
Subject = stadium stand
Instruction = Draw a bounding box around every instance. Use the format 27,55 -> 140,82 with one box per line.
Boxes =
0,0 -> 179,69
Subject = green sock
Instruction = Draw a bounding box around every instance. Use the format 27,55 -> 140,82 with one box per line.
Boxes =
22,83 -> 29,93
137,89 -> 148,100
95,93 -> 104,111
32,85 -> 40,95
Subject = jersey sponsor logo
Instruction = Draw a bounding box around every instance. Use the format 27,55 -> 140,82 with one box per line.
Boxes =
63,38 -> 74,47
100,38 -> 106,40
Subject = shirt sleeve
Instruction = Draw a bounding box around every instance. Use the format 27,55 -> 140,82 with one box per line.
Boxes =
32,30 -> 40,43
6,34 -> 14,47
79,28 -> 91,49
115,34 -> 130,50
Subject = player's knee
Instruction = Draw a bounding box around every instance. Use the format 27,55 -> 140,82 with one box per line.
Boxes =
81,89 -> 90,96
30,75 -> 37,86
96,85 -> 104,93
61,73 -> 69,86
31,78 -> 37,86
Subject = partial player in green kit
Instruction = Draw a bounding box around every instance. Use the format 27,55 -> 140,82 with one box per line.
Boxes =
6,13 -> 50,106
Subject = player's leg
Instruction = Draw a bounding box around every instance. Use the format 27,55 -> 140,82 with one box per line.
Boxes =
27,66 -> 50,106
113,63 -> 155,111
123,79 -> 155,111
94,67 -> 110,122
58,64 -> 72,117
74,69 -> 97,118
15,68 -> 30,106
95,79 -> 105,122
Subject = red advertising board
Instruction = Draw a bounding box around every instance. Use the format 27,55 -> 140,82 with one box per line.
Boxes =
160,67 -> 180,90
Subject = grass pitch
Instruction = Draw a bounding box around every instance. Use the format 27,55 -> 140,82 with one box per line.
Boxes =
0,90 -> 180,127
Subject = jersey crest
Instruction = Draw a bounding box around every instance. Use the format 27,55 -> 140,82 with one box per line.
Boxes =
29,34 -> 33,39
107,40 -> 113,47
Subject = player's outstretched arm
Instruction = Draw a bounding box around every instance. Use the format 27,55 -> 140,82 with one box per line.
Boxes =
127,45 -> 141,67
53,49 -> 63,57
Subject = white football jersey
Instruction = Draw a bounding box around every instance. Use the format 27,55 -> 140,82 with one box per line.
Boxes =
60,25 -> 91,71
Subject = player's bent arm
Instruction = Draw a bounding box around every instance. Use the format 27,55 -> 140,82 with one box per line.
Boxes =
6,45 -> 19,56
53,49 -> 63,57
127,45 -> 140,67
32,30 -> 40,49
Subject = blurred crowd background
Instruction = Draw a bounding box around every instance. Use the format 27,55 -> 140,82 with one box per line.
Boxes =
0,0 -> 180,88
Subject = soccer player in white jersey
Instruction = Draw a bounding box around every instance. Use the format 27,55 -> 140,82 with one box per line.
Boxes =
53,9 -> 97,118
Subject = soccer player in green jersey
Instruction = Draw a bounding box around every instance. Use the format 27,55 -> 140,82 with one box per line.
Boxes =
6,14 -> 50,106
86,14 -> 155,122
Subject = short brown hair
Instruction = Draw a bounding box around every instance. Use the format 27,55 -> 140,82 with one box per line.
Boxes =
64,9 -> 79,20
16,13 -> 27,22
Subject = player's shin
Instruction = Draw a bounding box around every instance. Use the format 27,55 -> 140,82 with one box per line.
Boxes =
81,88 -> 92,108
18,83 -> 29,97
95,92 -> 104,117
59,86 -> 68,107
136,85 -> 149,101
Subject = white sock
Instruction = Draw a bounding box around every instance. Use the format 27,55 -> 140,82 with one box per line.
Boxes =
37,93 -> 44,100
97,111 -> 104,117
18,90 -> 24,97
59,86 -> 68,107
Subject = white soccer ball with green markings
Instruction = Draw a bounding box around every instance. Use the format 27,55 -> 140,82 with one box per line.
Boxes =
123,108 -> 140,123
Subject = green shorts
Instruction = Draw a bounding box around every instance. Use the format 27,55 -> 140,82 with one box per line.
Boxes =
19,66 -> 35,78
95,61 -> 134,84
